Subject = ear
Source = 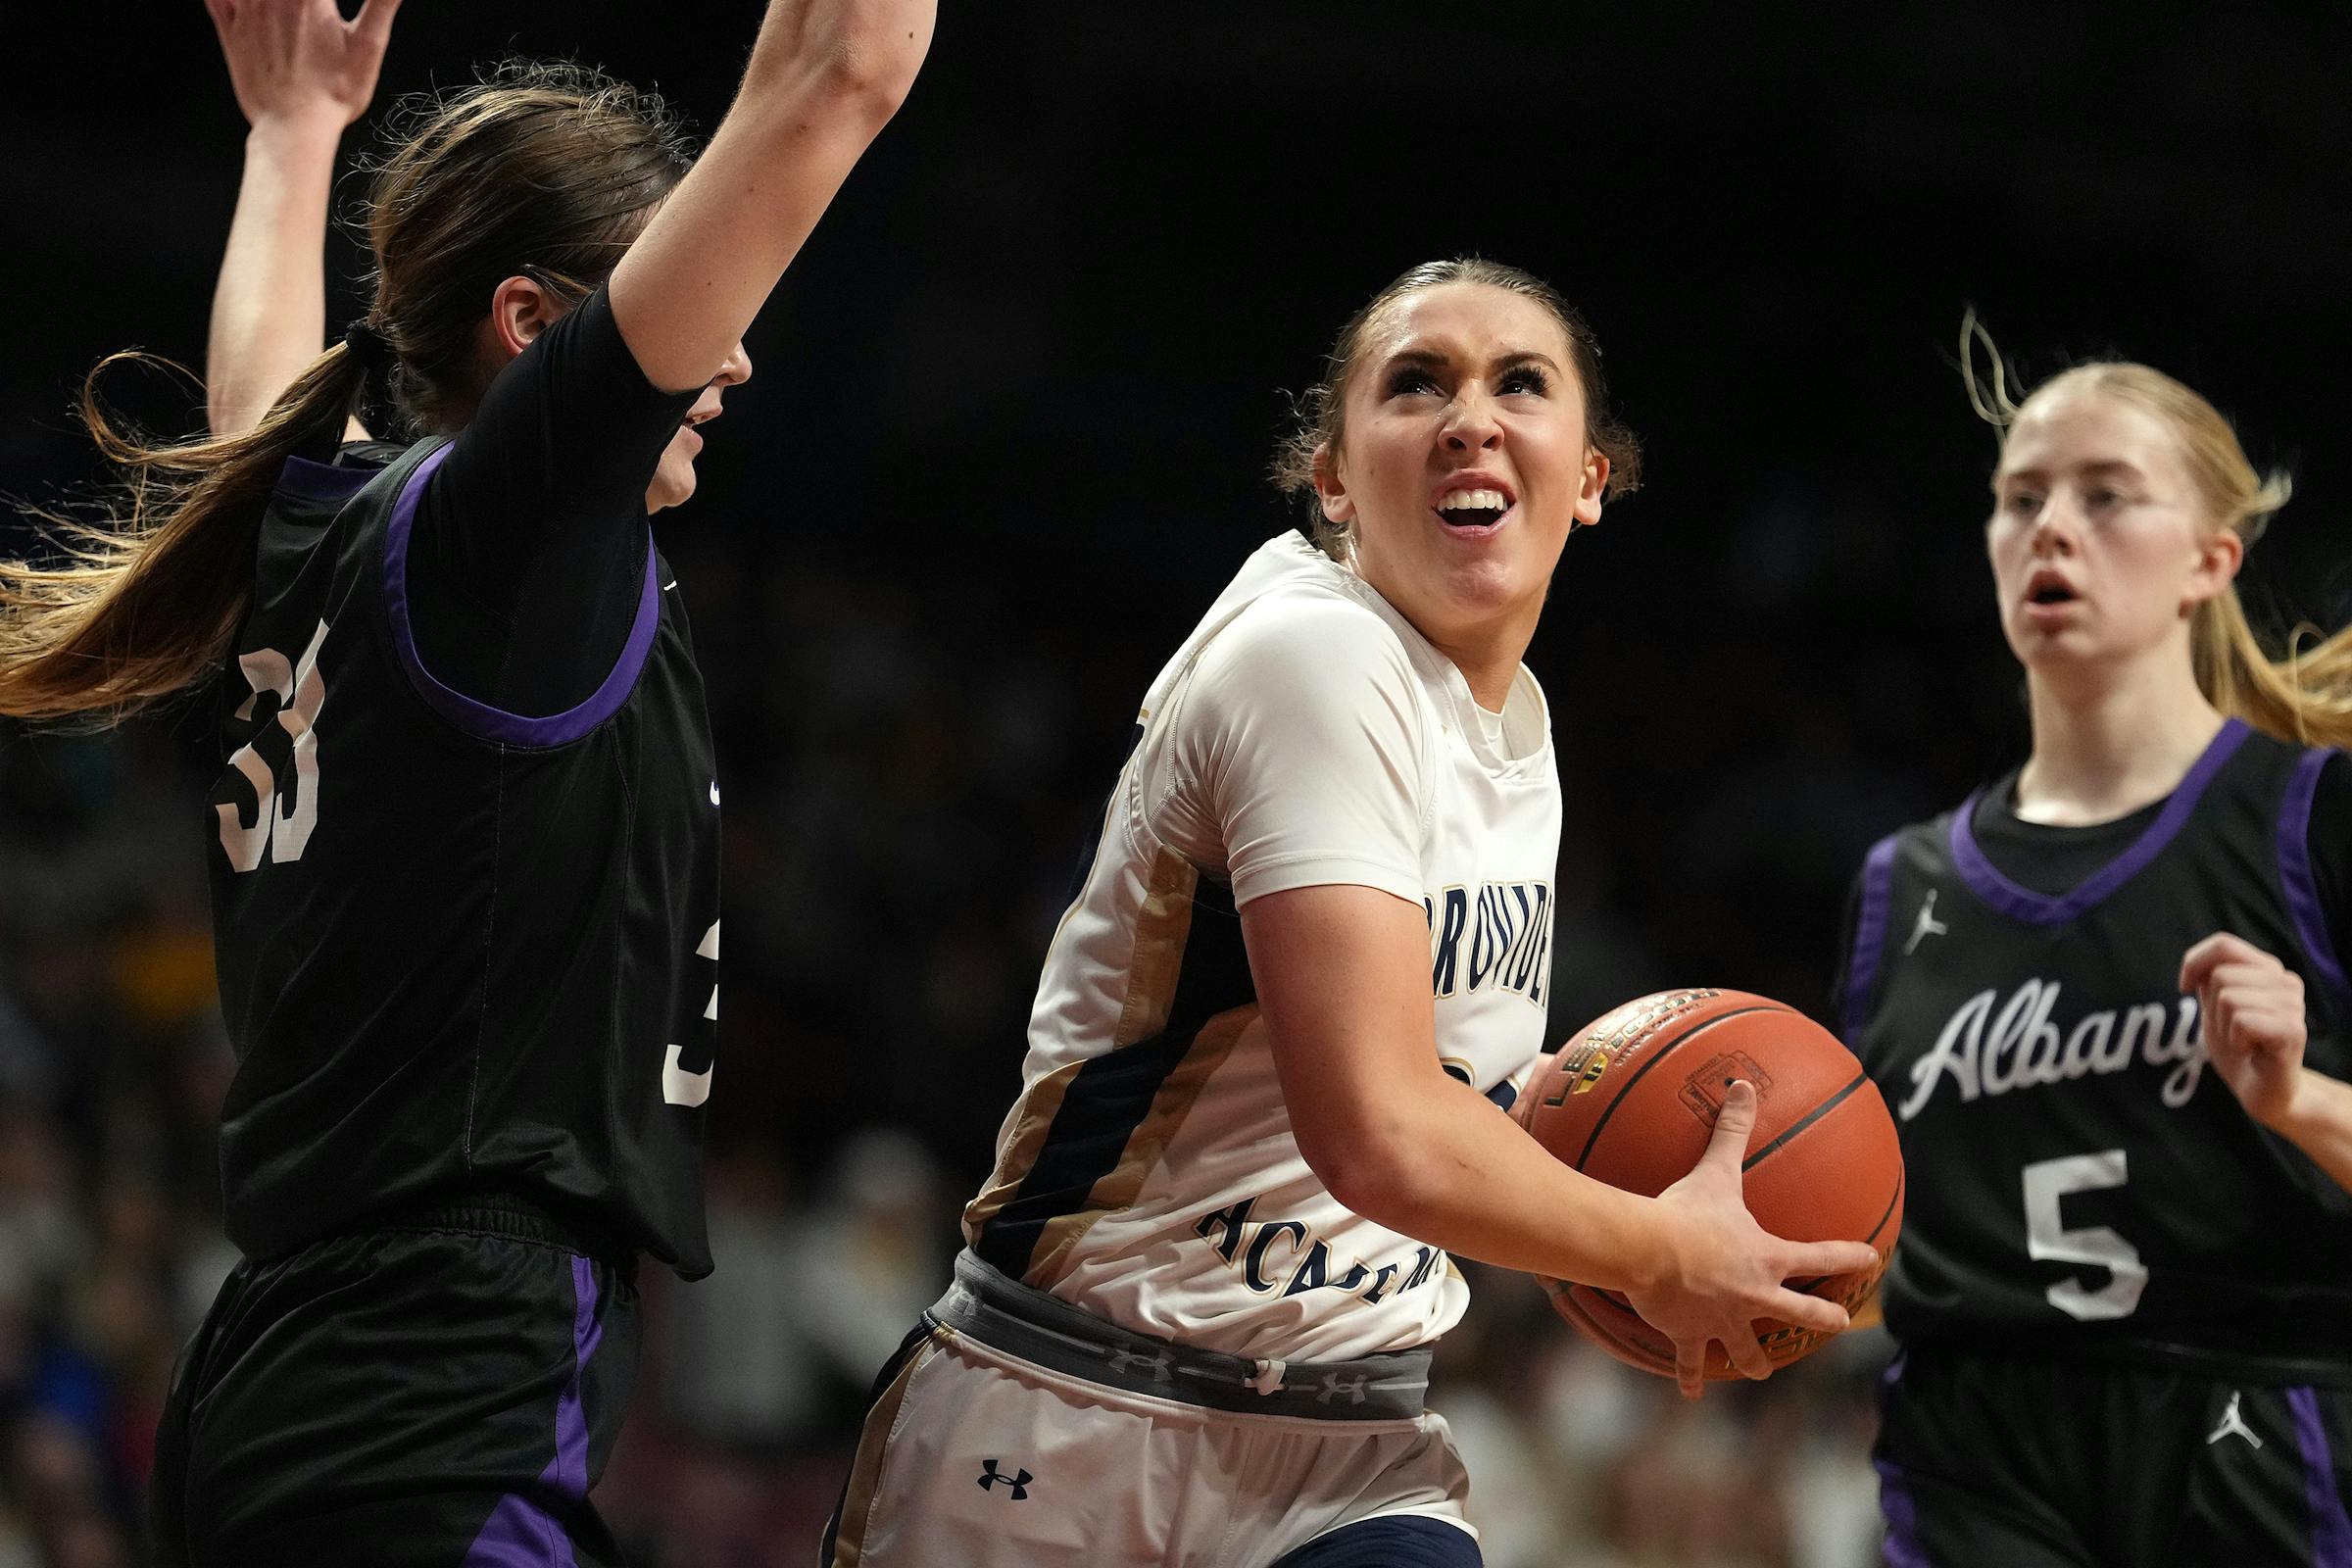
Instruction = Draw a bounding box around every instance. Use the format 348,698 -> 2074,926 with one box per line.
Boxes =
1311,442 -> 1355,526
1574,447 -> 1611,530
485,274 -> 565,364
2182,526 -> 2244,612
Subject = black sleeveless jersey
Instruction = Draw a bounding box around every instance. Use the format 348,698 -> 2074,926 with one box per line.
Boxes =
206,437 -> 720,1276
1838,719 -> 2352,1383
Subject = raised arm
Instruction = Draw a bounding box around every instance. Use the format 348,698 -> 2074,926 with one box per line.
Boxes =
202,0 -> 400,438
606,0 -> 935,394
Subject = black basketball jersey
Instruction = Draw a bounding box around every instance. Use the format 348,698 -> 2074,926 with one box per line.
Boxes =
1839,719 -> 2352,1383
207,437 -> 719,1276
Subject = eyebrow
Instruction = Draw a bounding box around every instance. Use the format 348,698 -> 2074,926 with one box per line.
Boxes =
1994,458 -> 2149,489
1384,346 -> 1564,374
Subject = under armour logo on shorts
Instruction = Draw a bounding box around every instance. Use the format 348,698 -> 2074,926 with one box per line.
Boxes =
977,1460 -> 1033,1499
1316,1373 -> 1369,1405
1105,1348 -> 1173,1383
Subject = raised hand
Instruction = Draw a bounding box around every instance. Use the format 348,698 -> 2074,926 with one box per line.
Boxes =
1624,1080 -> 1882,1399
205,0 -> 402,132
2181,932 -> 2308,1128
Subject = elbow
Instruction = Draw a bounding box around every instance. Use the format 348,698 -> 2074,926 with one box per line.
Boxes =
799,32 -> 924,124
1303,1115 -> 1431,1232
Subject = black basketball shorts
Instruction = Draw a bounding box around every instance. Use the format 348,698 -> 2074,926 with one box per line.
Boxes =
150,1200 -> 640,1568
1875,1345 -> 2352,1567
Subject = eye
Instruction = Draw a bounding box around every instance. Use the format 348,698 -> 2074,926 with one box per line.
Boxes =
1497,365 -> 1551,396
2083,487 -> 2123,510
2003,490 -> 2043,516
1385,366 -> 1440,398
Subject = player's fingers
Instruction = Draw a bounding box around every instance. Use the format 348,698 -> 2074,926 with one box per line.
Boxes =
354,0 -> 402,49
1696,1078 -> 1759,1175
1674,1343 -> 1705,1401
1778,1238 -> 1881,1279
1722,1326 -> 1774,1381
1767,1287 -> 1853,1337
2180,932 -> 2246,993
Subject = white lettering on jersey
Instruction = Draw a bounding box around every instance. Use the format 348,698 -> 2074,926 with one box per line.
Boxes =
216,619 -> 331,872
1898,979 -> 2204,1120
662,919 -> 719,1106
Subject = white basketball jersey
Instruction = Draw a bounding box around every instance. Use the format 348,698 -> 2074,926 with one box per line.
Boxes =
963,532 -> 1561,1361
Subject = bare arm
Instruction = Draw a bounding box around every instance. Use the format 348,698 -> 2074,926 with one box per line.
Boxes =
2185,931 -> 2352,1194
1244,882 -> 1881,1397
203,0 -> 400,438
606,0 -> 935,394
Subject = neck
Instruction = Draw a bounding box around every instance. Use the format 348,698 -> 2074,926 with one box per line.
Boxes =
2017,650 -> 2225,824
1423,610 -> 1536,711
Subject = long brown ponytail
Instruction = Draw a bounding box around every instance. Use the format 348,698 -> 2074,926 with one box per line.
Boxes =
0,61 -> 690,723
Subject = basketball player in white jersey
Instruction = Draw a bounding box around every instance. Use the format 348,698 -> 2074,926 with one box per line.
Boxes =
822,259 -> 1879,1568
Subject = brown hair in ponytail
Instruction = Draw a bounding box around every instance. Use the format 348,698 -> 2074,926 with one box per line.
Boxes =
0,61 -> 691,723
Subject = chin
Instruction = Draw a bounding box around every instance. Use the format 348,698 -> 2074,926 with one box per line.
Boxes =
646,463 -> 698,514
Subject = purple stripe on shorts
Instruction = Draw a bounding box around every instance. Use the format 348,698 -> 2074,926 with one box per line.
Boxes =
382,441 -> 662,748
1948,719 -> 2249,926
1873,1457 -> 1935,1568
461,1257 -> 606,1568
2279,750 -> 2352,1012
2289,1387 -> 2352,1568
1841,834 -> 1900,1045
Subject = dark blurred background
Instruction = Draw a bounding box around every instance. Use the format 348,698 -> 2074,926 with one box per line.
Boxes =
2,3 -> 2348,1563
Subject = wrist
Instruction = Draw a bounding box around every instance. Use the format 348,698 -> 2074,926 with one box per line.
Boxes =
245,110 -> 350,162
2257,1066 -> 2324,1137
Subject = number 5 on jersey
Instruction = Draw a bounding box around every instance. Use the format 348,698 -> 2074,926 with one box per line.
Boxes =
663,920 -> 718,1106
2023,1150 -> 2148,1321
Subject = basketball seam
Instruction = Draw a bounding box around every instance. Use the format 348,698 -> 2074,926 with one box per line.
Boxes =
1739,1069 -> 1867,1173
1571,1004 -> 1786,1171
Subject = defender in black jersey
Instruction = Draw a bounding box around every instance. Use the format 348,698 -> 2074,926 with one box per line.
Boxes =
1836,349 -> 2352,1567
1,2 -> 936,1562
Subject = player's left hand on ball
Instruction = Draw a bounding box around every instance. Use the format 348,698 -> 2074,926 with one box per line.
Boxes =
2180,932 -> 2307,1128
1637,1079 -> 1883,1400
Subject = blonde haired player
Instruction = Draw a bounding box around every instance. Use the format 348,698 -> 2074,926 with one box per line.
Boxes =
824,260 -> 1880,1568
1839,332 -> 2352,1567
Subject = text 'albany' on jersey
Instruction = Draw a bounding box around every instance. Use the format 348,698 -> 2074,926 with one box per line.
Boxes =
1840,720 -> 2352,1383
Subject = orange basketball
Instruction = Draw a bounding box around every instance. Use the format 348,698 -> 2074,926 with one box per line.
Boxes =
1513,987 -> 1903,1381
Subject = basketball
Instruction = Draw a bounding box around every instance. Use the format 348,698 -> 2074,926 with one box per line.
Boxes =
1514,987 -> 1903,1381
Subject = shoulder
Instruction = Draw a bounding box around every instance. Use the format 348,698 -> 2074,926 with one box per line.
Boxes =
1191,582 -> 1420,707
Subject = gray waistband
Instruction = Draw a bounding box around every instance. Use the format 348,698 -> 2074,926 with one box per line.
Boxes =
927,1250 -> 1431,1422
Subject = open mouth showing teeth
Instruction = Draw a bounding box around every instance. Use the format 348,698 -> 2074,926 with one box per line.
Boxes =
1437,488 -> 1511,529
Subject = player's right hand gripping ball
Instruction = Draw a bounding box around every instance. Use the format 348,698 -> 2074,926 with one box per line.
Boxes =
1514,987 -> 1904,1380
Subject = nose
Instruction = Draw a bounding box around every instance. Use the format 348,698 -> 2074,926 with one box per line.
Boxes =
2028,496 -> 2079,555
1441,387 -> 1502,454
715,340 -> 753,389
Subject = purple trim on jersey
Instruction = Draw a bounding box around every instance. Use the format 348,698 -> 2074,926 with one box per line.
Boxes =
1872,1458 -> 1936,1568
460,1257 -> 605,1568
276,455 -> 377,505
1947,719 -> 2251,926
382,441 -> 661,747
2279,750 -> 2352,1013
2290,1387 -> 2352,1568
1842,834 -> 1900,1045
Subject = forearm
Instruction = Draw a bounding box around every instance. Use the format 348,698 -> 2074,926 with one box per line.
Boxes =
208,117 -> 341,436
1320,1078 -> 1676,1295
608,0 -> 931,393
2266,1067 -> 2352,1194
